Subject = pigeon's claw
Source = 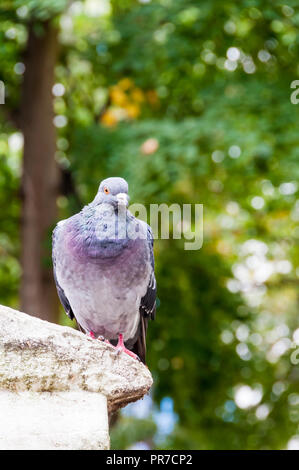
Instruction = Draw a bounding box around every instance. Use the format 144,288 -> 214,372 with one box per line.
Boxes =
115,333 -> 140,361
98,335 -> 112,345
89,332 -> 111,346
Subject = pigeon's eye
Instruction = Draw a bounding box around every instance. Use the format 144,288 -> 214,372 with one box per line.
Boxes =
104,187 -> 110,194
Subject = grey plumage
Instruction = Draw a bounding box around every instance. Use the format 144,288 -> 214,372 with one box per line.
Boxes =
52,177 -> 156,363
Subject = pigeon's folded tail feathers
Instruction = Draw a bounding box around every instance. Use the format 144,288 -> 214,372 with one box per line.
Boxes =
131,316 -> 148,364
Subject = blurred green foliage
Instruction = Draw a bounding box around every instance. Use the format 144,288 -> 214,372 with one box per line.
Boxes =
110,416 -> 157,450
1,0 -> 299,450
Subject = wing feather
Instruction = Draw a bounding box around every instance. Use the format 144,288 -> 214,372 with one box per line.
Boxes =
132,225 -> 156,363
52,226 -> 74,321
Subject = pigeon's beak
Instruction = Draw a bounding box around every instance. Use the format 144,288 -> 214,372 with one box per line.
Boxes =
116,193 -> 129,207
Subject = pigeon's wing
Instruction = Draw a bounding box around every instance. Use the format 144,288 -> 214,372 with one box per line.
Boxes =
52,225 -> 74,321
132,225 -> 156,364
139,227 -> 156,321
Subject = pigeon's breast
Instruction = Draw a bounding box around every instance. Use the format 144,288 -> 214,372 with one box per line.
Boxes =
55,217 -> 151,341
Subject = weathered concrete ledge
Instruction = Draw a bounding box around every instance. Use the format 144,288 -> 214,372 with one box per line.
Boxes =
0,305 -> 153,449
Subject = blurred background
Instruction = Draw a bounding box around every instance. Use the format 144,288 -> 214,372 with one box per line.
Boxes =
0,0 -> 299,450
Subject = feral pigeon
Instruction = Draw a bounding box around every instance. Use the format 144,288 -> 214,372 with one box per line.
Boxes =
52,177 -> 156,363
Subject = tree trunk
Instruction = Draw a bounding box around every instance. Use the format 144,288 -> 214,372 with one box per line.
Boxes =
20,21 -> 60,323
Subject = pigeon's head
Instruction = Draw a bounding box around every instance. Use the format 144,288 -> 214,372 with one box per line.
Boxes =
93,177 -> 129,208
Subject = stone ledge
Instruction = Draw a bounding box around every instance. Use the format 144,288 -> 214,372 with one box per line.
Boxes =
0,391 -> 109,450
0,305 -> 153,413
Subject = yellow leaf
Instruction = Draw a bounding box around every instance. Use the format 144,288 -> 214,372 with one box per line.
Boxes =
131,88 -> 145,103
100,110 -> 118,127
146,89 -> 159,106
118,77 -> 133,90
110,86 -> 128,106
125,103 -> 140,119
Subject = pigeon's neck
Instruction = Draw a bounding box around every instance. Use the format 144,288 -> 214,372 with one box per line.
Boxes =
81,202 -> 128,236
70,202 -> 132,261
82,201 -> 114,219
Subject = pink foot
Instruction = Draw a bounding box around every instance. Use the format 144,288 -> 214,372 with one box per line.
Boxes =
115,334 -> 140,361
89,331 -> 95,339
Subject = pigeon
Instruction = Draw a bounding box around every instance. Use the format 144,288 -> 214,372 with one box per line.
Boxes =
52,177 -> 156,363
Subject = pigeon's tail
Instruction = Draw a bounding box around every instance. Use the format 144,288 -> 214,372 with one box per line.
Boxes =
76,321 -> 85,333
131,316 -> 148,364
